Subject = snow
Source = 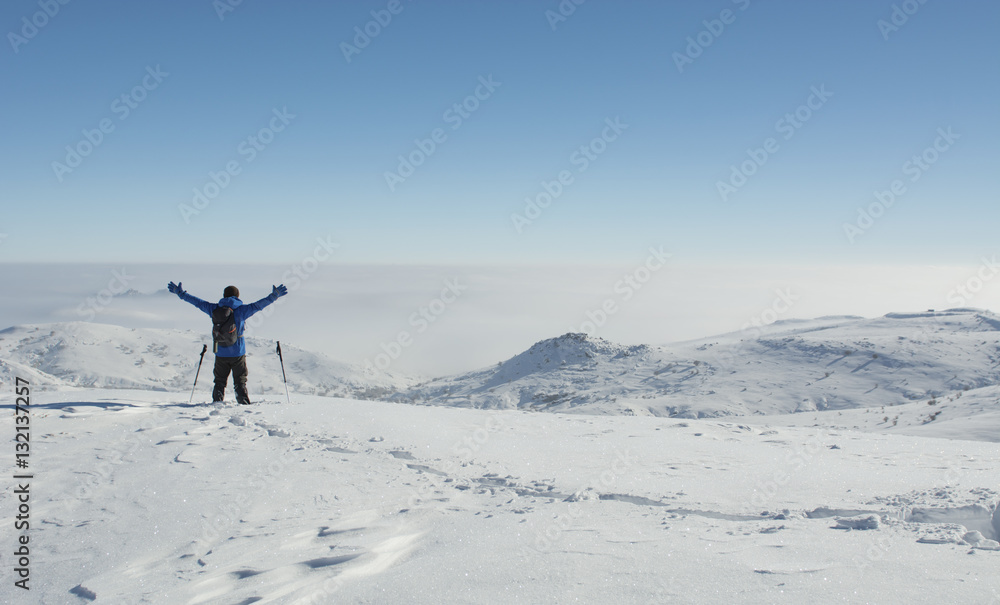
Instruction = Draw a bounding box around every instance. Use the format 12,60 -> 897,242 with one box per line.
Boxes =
2,391 -> 998,603
745,384 -> 1000,443
398,309 -> 1000,418
0,322 -> 415,398
1,309 -> 999,603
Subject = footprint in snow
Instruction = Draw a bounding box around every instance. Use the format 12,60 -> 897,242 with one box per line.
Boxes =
406,463 -> 448,476
70,585 -> 97,601
254,422 -> 290,438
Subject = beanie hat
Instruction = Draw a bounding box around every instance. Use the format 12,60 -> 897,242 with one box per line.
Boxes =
223,285 -> 240,299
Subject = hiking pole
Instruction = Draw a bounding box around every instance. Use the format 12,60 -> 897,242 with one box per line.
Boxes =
276,341 -> 291,405
190,344 -> 208,403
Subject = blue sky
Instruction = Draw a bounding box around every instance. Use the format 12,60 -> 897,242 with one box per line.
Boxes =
1,0 -> 997,265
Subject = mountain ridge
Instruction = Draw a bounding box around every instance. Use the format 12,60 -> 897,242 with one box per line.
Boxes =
395,308 -> 1000,417
2,308 -> 998,417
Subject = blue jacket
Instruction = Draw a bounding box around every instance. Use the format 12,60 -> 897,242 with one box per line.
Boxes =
179,292 -> 278,357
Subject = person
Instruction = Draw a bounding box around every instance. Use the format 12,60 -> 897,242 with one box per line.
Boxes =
167,281 -> 288,404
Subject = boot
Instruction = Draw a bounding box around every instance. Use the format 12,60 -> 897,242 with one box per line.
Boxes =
235,386 -> 251,406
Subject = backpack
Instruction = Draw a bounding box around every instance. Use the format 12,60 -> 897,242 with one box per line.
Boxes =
212,306 -> 239,349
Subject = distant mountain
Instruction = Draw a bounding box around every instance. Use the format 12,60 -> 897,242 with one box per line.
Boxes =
0,322 -> 415,400
4,309 -> 999,418
395,309 -> 1000,417
394,332 -> 681,413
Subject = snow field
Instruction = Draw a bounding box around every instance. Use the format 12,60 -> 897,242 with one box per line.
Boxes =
2,390 -> 997,603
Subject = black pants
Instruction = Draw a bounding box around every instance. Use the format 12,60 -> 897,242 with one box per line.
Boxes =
213,355 -> 250,404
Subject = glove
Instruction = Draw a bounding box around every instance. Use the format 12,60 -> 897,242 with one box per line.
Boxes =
272,284 -> 288,299
168,281 -> 185,297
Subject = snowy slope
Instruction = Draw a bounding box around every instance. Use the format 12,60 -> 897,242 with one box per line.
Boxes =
399,309 -> 1000,417
673,308 -> 1000,416
0,323 -> 415,400
1,389 -> 998,604
746,383 -> 1000,443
